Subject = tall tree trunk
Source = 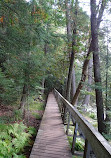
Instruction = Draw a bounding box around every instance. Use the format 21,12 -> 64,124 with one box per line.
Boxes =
65,0 -> 73,102
105,84 -> 111,134
65,0 -> 72,43
91,0 -> 105,134
66,0 -> 78,101
83,58 -> 93,105
71,0 -> 107,106
105,28 -> 111,134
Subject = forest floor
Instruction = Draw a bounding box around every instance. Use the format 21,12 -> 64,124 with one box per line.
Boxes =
0,105 -> 13,118
0,98 -> 45,158
23,110 -> 44,157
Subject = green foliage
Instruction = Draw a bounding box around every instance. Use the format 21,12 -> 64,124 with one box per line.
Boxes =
32,113 -> 41,120
13,110 -> 23,121
80,89 -> 95,96
0,116 -> 15,124
0,0 -> 66,107
68,136 -> 84,151
72,156 -> 81,158
89,113 -> 96,119
45,74 -> 64,94
29,97 -> 44,111
103,133 -> 111,141
0,122 -> 31,157
0,110 -> 22,124
75,138 -> 84,151
27,126 -> 37,137
0,68 -> 18,104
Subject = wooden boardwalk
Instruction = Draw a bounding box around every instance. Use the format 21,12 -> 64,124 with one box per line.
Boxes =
30,92 -> 72,158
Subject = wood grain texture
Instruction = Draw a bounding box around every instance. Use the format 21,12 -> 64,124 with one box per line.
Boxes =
30,92 -> 72,158
54,89 -> 111,158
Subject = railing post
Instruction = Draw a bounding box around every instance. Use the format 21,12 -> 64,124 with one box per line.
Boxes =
71,122 -> 78,154
63,106 -> 67,124
66,112 -> 71,135
83,139 -> 92,158
61,104 -> 64,119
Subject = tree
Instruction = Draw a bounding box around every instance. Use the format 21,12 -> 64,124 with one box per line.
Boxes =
83,58 -> 93,105
66,0 -> 78,102
71,0 -> 107,134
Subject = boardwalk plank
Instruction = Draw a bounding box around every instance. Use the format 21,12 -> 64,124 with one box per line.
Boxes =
30,93 -> 72,158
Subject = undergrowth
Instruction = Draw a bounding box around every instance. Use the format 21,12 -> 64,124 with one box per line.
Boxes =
0,95 -> 45,157
29,98 -> 44,111
68,136 -> 84,151
0,122 -> 35,158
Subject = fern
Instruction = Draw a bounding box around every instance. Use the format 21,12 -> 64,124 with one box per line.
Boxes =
0,122 -> 33,157
28,126 -> 37,136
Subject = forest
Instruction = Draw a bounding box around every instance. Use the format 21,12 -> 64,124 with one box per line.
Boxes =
0,0 -> 111,157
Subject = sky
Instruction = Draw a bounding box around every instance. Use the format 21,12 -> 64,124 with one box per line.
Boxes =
26,0 -> 30,1
79,0 -> 90,15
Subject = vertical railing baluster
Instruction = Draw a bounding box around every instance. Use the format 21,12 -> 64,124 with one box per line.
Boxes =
83,139 -> 91,158
66,112 -> 71,135
71,122 -> 78,154
63,106 -> 67,124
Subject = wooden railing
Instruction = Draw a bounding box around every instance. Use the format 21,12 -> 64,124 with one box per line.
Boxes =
54,89 -> 111,158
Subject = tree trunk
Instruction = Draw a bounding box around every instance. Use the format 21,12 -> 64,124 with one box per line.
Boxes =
72,43 -> 92,105
65,0 -> 72,43
66,50 -> 75,101
71,68 -> 76,101
42,78 -> 45,94
66,0 -> 78,102
71,0 -> 107,107
19,84 -> 27,118
91,0 -> 105,134
65,0 -> 72,102
105,28 -> 111,134
83,58 -> 93,105
105,85 -> 111,134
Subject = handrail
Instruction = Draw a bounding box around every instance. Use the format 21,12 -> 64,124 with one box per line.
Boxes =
54,89 -> 111,158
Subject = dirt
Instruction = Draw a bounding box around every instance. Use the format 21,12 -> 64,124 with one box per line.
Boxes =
23,112 -> 43,158
0,105 -> 13,117
22,110 -> 44,158
24,111 -> 42,128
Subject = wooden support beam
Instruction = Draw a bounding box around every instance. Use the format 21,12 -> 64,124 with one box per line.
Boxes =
63,106 -> 67,124
71,122 -> 78,154
83,139 -> 92,158
66,112 -> 71,135
54,89 -> 111,158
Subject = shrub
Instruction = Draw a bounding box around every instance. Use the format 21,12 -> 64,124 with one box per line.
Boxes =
0,122 -> 32,157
